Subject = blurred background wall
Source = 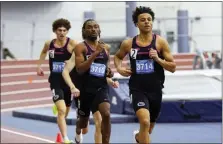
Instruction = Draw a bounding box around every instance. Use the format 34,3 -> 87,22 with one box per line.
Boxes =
1,2 -> 222,59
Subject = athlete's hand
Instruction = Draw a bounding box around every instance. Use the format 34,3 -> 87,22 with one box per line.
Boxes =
37,67 -> 44,76
96,41 -> 106,53
70,87 -> 80,97
117,67 -> 132,77
149,48 -> 159,61
112,80 -> 119,88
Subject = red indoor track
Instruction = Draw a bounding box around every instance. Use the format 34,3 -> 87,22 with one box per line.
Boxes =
1,60 -> 54,143
1,54 -> 195,143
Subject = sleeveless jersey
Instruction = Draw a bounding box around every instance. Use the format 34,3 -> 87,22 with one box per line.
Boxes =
48,37 -> 72,88
129,34 -> 165,92
82,41 -> 109,92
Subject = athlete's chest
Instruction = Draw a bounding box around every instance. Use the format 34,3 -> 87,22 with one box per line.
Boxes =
49,46 -> 72,59
86,50 -> 108,61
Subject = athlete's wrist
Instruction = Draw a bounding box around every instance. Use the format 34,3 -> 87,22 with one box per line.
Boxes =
108,79 -> 114,86
155,57 -> 161,62
70,85 -> 76,90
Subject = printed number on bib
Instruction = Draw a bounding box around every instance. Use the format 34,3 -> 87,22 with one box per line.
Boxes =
90,63 -> 106,77
52,62 -> 65,73
130,49 -> 138,59
49,50 -> 54,58
136,59 -> 154,74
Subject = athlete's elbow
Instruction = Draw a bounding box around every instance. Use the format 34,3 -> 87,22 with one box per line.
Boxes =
170,65 -> 176,73
114,56 -> 121,68
62,69 -> 68,78
170,68 -> 176,73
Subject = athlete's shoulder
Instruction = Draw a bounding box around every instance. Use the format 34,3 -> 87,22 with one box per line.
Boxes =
74,41 -> 87,53
44,40 -> 52,47
76,41 -> 86,47
154,34 -> 170,52
124,37 -> 133,42
121,37 -> 133,48
69,38 -> 79,46
104,43 -> 111,49
155,34 -> 166,43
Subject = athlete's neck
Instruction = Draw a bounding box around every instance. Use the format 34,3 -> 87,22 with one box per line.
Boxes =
55,37 -> 67,46
138,31 -> 153,42
85,39 -> 98,48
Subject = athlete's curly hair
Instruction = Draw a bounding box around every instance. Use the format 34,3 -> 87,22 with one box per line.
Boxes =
52,18 -> 71,32
132,6 -> 155,26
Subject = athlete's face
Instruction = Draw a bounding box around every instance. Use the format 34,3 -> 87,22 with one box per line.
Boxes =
84,21 -> 100,41
55,27 -> 68,40
136,13 -> 153,33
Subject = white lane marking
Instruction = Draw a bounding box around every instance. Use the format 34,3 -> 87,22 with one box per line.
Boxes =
1,88 -> 50,96
1,97 -> 51,105
1,71 -> 50,77
1,80 -> 48,86
1,104 -> 53,112
1,64 -> 48,69
1,128 -> 54,143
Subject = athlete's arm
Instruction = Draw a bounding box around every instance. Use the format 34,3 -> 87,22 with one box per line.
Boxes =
75,43 -> 100,74
63,40 -> 78,89
114,39 -> 132,76
37,40 -> 50,68
105,44 -> 111,67
67,39 -> 78,54
64,39 -> 78,72
105,44 -> 114,78
62,51 -> 76,89
37,41 -> 50,76
156,38 -> 176,73
106,77 -> 114,86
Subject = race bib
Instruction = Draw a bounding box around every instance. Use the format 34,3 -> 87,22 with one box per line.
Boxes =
90,63 -> 106,77
136,59 -> 154,74
52,62 -> 65,73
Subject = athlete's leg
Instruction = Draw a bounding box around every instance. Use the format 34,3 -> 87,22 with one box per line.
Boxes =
94,88 -> 111,144
65,106 -> 70,118
148,91 -> 162,134
137,108 -> 150,143
75,92 -> 91,143
93,111 -> 102,143
98,102 -> 110,144
52,88 -> 70,142
130,90 -> 150,144
75,115 -> 89,143
63,88 -> 72,118
135,91 -> 162,143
